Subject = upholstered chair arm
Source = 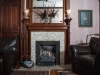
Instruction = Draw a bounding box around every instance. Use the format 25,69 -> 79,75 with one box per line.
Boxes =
4,46 -> 17,54
3,46 -> 17,75
69,45 -> 91,72
70,45 -> 91,56
95,50 -> 100,75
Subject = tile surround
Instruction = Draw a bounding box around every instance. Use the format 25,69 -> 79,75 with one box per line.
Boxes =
31,31 -> 65,65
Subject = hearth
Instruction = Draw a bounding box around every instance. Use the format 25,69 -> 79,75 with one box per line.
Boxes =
36,41 -> 60,66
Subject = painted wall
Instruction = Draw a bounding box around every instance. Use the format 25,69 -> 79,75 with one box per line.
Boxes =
70,0 -> 99,44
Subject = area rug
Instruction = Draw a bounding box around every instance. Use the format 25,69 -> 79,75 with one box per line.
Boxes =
11,70 -> 49,75
59,70 -> 79,75
11,70 -> 78,75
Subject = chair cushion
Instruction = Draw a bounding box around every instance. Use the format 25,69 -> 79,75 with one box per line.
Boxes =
74,54 -> 95,68
89,37 -> 99,55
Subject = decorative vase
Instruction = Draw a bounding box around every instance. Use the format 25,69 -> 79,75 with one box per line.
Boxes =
43,17 -> 48,25
49,17 -> 52,25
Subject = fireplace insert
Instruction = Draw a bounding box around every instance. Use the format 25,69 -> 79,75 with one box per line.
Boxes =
36,41 -> 60,66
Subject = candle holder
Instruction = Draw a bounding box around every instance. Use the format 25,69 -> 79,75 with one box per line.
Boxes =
64,17 -> 72,25
65,9 -> 72,25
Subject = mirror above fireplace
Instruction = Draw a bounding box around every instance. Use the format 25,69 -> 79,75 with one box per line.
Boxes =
32,0 -> 63,23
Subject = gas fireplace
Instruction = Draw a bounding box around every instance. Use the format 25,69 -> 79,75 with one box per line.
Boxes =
36,41 -> 60,66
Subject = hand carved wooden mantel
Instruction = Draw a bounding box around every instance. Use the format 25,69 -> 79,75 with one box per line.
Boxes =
23,23 -> 70,64
20,0 -> 71,64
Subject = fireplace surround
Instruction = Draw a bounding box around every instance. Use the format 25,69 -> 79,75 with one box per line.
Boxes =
36,41 -> 60,66
31,32 -> 65,65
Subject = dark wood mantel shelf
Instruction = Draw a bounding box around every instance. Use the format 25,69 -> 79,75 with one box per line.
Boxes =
27,25 -> 69,30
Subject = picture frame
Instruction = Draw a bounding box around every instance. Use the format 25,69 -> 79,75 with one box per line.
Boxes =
78,10 -> 92,27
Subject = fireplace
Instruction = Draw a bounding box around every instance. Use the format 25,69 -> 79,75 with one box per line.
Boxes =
31,31 -> 66,65
36,41 -> 60,66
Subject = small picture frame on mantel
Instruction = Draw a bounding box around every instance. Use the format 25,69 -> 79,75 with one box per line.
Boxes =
78,10 -> 92,27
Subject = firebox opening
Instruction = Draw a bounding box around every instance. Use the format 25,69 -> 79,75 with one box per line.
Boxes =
36,41 -> 60,66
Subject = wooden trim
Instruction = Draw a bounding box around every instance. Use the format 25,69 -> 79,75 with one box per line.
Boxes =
99,0 -> 100,34
22,0 -> 71,64
26,24 -> 69,64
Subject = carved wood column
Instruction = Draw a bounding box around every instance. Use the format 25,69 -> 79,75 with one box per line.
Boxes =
64,0 -> 72,64
99,0 -> 100,34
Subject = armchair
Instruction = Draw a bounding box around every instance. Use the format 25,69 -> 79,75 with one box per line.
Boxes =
0,37 -> 18,75
69,37 -> 100,75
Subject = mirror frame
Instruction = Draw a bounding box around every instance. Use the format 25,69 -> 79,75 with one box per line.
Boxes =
27,0 -> 70,26
32,0 -> 63,24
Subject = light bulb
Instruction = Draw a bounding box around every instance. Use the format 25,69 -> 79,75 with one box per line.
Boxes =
67,9 -> 71,19
67,9 -> 71,15
24,9 -> 29,19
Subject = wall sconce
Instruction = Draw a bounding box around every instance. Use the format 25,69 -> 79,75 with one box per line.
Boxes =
65,9 -> 72,25
86,33 -> 100,44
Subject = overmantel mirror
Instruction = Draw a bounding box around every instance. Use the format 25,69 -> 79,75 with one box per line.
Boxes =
32,0 -> 65,25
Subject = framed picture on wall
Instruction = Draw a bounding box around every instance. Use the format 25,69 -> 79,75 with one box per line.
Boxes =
78,10 -> 92,27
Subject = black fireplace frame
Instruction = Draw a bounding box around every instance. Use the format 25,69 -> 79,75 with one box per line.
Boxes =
36,41 -> 60,66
